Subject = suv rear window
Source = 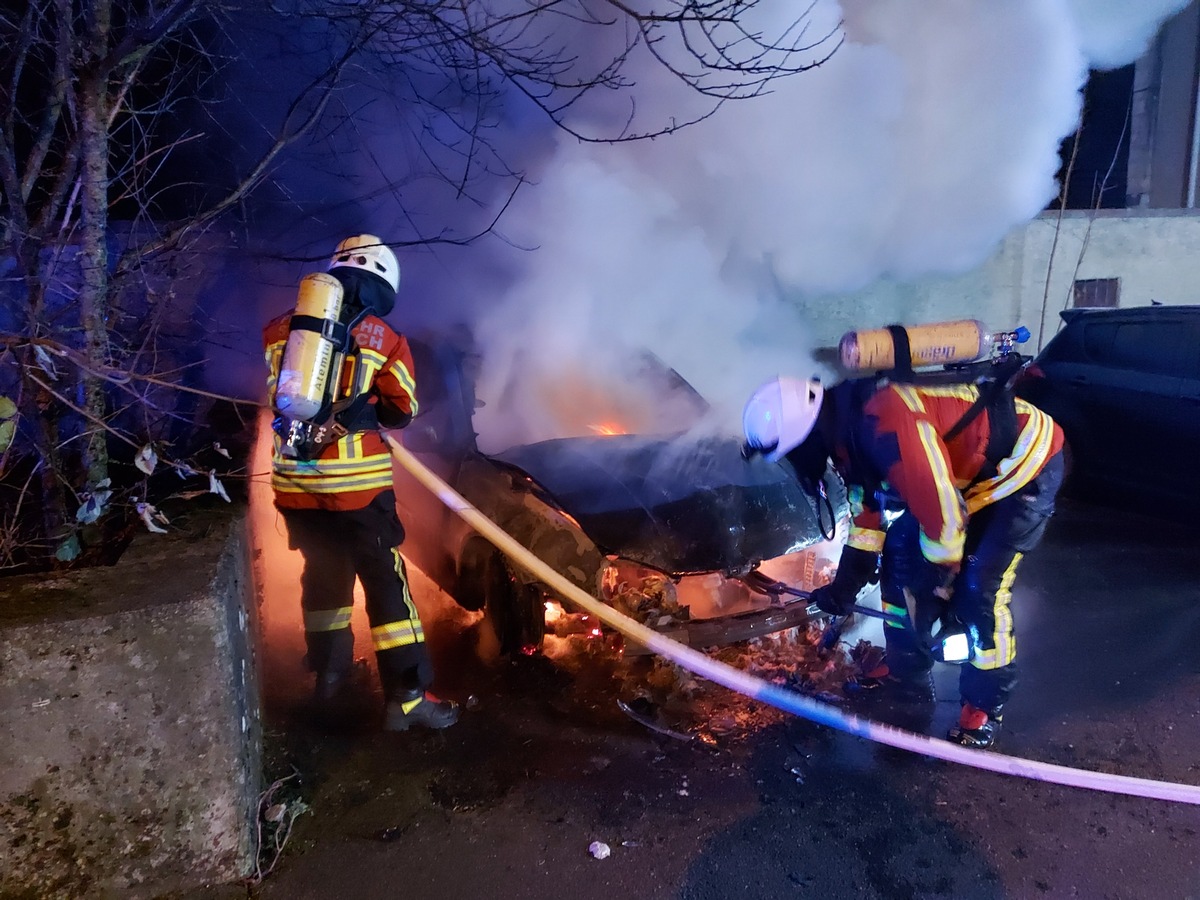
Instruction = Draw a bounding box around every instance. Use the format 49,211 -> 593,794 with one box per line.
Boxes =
1080,319 -> 1188,377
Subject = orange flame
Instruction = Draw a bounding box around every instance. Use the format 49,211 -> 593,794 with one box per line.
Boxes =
588,421 -> 626,436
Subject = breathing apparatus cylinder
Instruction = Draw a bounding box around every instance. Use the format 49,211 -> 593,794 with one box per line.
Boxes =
274,272 -> 346,422
839,319 -> 998,372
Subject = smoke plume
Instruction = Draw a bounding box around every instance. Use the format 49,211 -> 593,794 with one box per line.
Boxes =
210,0 -> 1190,454
463,0 -> 1189,452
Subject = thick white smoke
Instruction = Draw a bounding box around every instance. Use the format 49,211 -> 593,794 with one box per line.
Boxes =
466,0 -> 1190,453
1068,0 -> 1192,70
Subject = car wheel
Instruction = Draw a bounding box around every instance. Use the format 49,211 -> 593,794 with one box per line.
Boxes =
484,580 -> 546,657
455,537 -> 498,612
460,542 -> 545,655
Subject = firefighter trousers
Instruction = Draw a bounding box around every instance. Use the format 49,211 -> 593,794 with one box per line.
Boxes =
879,452 -> 1064,714
280,490 -> 433,698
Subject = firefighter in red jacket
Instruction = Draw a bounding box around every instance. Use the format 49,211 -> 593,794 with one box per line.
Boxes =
743,372 -> 1064,748
263,235 -> 458,731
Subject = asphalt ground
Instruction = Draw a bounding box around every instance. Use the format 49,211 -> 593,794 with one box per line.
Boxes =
190,494 -> 1200,900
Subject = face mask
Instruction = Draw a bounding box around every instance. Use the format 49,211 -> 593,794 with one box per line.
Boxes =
329,267 -> 396,318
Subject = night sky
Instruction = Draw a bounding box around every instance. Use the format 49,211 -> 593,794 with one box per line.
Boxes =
1054,65 -> 1137,210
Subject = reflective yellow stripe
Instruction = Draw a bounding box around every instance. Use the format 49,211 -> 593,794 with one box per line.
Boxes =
392,549 -> 420,621
372,620 -> 426,651
371,553 -> 424,652
304,607 -> 353,632
272,470 -> 395,495
265,340 -> 286,402
964,403 -> 1054,514
274,458 -> 391,480
919,529 -> 965,565
914,420 -> 965,563
399,695 -> 424,715
361,347 -> 418,416
339,432 -> 364,460
911,385 -> 979,404
847,485 -> 865,518
972,553 -> 1022,669
358,347 -> 387,369
892,385 -> 925,413
388,359 -> 418,416
341,355 -> 358,399
847,527 -> 885,553
881,599 -> 908,630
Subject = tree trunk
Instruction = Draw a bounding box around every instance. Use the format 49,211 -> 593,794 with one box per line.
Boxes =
77,54 -> 112,494
17,246 -> 70,558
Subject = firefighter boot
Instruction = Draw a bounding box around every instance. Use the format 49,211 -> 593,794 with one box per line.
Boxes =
848,668 -> 936,734
313,670 -> 349,703
878,670 -> 936,704
854,661 -> 935,703
384,689 -> 460,732
947,702 -> 1003,749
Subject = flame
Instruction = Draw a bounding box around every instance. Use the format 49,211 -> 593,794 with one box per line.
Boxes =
588,421 -> 626,436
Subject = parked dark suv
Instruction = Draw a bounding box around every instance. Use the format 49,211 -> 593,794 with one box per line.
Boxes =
1017,305 -> 1200,509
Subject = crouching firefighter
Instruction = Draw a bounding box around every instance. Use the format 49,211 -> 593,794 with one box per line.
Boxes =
742,353 -> 1064,749
263,234 -> 458,732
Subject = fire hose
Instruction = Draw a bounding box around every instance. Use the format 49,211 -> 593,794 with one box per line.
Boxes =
384,435 -> 1200,806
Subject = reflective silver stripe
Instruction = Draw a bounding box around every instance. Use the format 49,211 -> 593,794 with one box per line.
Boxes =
304,607 -> 353,632
272,469 -> 394,494
273,454 -> 393,476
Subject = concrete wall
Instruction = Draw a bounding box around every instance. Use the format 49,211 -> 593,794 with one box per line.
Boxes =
803,209 -> 1200,358
0,509 -> 261,898
1127,0 -> 1200,208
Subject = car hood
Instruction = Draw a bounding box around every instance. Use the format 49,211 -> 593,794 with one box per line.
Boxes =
491,433 -> 837,574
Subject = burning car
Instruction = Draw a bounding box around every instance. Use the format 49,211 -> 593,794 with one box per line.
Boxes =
392,333 -> 846,655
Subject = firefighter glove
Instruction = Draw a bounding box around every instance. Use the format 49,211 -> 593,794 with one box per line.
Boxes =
812,546 -> 879,616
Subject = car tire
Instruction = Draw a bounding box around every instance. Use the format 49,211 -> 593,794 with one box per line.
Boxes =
460,542 -> 545,655
455,537 -> 498,612
484,580 -> 546,657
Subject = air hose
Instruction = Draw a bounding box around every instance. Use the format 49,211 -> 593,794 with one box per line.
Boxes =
385,436 -> 1200,806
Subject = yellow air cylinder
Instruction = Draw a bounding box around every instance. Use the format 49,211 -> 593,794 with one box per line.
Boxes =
274,272 -> 345,422
838,319 -> 991,372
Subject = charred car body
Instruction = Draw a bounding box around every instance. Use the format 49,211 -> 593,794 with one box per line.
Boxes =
393,334 -> 846,655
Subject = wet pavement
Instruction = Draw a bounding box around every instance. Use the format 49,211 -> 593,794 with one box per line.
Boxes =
192,496 -> 1200,900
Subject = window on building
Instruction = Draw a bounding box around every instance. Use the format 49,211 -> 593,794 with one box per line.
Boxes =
1072,278 -> 1120,308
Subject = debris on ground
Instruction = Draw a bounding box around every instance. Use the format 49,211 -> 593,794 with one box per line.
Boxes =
546,604 -> 885,744
540,567 -> 890,742
588,840 -> 612,860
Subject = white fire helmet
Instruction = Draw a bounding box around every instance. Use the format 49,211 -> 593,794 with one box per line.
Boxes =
328,234 -> 400,292
742,376 -> 824,463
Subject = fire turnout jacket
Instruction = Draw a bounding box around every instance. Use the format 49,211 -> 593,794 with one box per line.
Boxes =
263,312 -> 418,511
840,382 -> 1064,567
